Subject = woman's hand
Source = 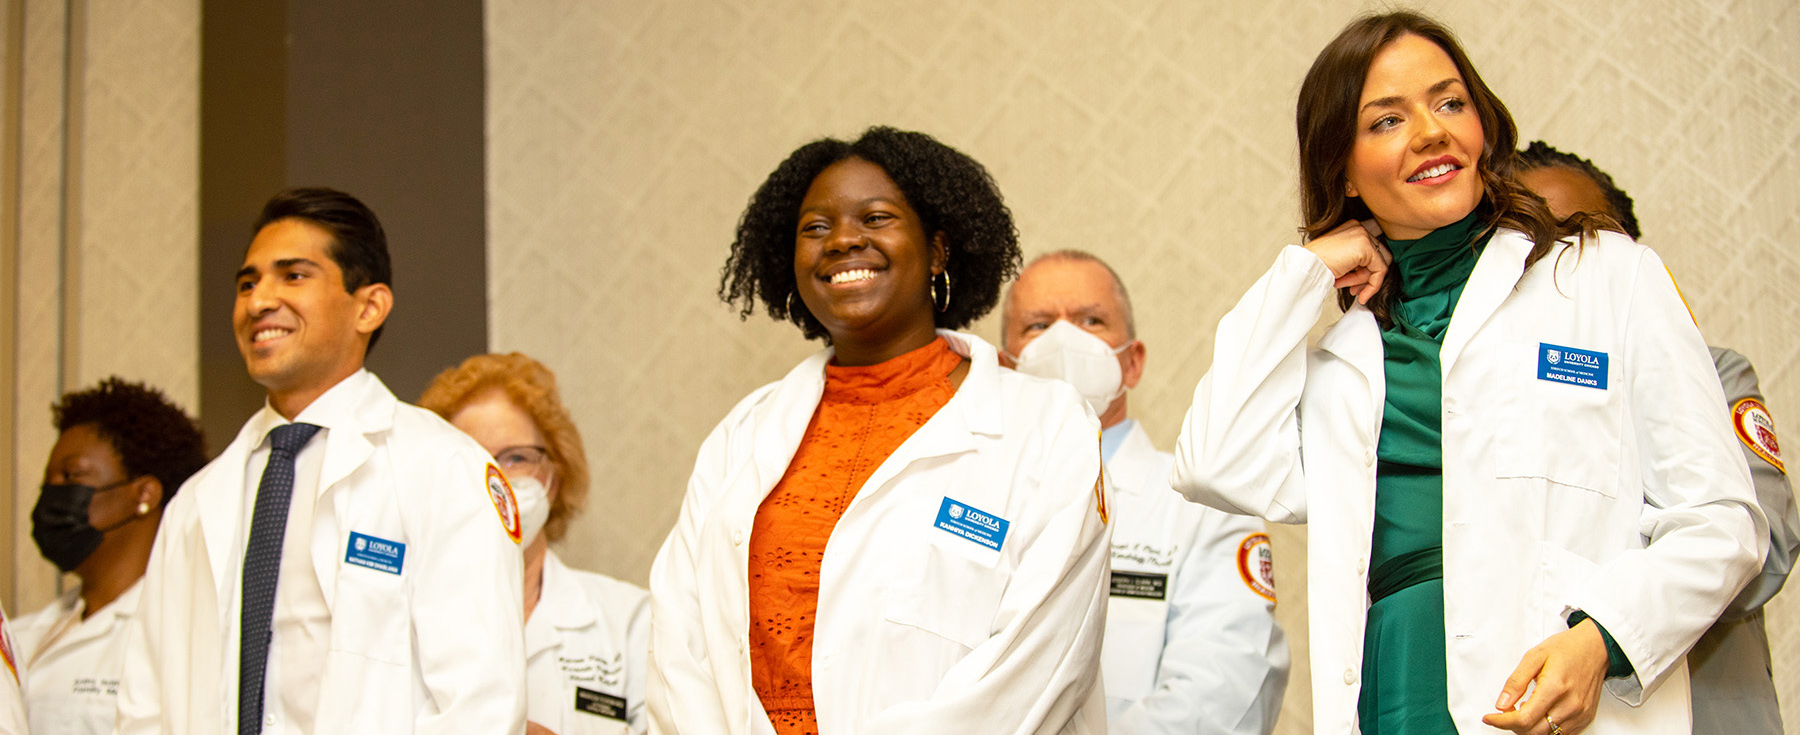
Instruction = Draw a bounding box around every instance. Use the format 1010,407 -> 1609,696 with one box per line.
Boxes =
1480,619 -> 1612,735
1303,219 -> 1391,304
526,721 -> 559,735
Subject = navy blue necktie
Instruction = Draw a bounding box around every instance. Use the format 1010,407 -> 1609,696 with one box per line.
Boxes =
238,422 -> 321,735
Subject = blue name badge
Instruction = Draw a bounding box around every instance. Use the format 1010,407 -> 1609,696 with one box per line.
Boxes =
1538,343 -> 1608,390
934,497 -> 1010,551
345,532 -> 406,575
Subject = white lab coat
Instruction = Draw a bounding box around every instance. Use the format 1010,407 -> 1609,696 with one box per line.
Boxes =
116,370 -> 527,734
648,331 -> 1111,735
1102,422 -> 1287,734
1171,231 -> 1766,735
527,550 -> 650,735
11,582 -> 140,735
0,604 -> 29,735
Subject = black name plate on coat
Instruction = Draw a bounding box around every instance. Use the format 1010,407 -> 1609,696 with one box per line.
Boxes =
1109,571 -> 1168,600
575,687 -> 626,721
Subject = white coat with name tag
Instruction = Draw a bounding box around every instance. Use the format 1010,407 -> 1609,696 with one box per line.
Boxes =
527,550 -> 649,735
1171,231 -> 1766,735
116,370 -> 527,734
11,582 -> 141,735
1102,423 -> 1287,734
648,331 -> 1111,735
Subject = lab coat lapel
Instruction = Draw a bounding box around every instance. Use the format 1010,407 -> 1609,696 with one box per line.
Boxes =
196,416 -> 271,621
846,332 -> 996,514
1104,424 -> 1159,496
311,375 -> 394,608
1316,304 -> 1385,424
1442,230 -> 1531,376
750,351 -> 830,498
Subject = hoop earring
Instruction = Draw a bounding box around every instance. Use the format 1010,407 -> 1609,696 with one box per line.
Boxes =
932,271 -> 951,312
787,290 -> 800,316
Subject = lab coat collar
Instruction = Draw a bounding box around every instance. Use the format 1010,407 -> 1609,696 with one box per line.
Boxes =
193,369 -> 395,614
1103,421 -> 1160,496
750,331 -> 1004,493
1441,229 -> 1535,376
526,550 -> 598,659
26,581 -> 142,668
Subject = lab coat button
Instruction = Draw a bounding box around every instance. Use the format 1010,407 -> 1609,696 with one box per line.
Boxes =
1356,558 -> 1366,576
1364,448 -> 1376,466
1343,668 -> 1357,685
264,713 -> 276,728
732,529 -> 746,546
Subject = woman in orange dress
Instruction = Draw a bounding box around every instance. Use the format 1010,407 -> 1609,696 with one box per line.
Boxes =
648,126 -> 1112,734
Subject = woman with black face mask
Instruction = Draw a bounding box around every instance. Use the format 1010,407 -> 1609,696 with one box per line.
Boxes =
15,378 -> 206,735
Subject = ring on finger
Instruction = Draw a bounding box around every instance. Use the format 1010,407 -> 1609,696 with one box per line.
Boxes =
1547,714 -> 1563,735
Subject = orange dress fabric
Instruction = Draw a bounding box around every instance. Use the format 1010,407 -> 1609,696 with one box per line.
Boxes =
748,337 -> 962,735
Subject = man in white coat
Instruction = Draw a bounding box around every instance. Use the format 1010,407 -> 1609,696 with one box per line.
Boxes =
1000,251 -> 1289,734
116,188 -> 527,734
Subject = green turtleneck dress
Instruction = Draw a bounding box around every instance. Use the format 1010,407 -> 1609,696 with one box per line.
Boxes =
1356,211 -> 1491,734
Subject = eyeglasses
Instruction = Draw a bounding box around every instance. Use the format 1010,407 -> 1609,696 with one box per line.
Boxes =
493,445 -> 551,477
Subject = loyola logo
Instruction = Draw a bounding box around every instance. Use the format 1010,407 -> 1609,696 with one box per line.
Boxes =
1546,349 -> 1561,365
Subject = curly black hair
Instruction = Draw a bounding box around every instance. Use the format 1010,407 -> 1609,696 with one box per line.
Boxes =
53,377 -> 208,505
1517,141 -> 1641,240
719,126 -> 1022,342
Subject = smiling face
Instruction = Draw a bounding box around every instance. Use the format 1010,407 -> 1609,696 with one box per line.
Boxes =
793,157 -> 946,365
1344,33 -> 1486,240
234,218 -> 391,416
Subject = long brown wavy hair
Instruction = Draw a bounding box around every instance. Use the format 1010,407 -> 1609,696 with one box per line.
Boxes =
1296,11 -> 1609,323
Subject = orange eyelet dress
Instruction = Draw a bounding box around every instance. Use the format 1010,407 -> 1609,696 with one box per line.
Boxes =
747,336 -> 962,735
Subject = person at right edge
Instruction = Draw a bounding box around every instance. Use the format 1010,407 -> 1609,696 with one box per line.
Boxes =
1517,140 -> 1798,735
1170,11 -> 1764,735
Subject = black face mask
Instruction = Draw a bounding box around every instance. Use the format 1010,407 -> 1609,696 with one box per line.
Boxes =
32,479 -> 138,573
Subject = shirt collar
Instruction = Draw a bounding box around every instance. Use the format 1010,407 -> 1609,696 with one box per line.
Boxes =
245,369 -> 374,448
1101,418 -> 1136,463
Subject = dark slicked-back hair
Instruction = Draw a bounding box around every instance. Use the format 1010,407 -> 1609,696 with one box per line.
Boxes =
1517,141 -> 1641,240
54,377 -> 207,505
1297,11 -> 1605,326
719,126 -> 1022,342
254,187 -> 393,352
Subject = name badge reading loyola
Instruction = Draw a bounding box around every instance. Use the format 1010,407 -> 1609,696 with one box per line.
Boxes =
935,497 -> 1010,551
344,532 -> 406,575
575,687 -> 626,721
1537,343 -> 1607,390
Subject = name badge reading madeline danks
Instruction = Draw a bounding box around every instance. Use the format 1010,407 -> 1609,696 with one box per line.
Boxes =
934,496 -> 1010,551
344,531 -> 406,575
1537,343 -> 1608,390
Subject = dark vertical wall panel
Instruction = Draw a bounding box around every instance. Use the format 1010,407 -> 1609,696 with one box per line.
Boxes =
199,0 -> 287,452
201,0 -> 487,445
283,0 -> 487,403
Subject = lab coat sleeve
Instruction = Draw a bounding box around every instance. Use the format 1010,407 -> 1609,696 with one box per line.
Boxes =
1710,348 -> 1799,620
115,503 -> 174,735
646,406 -> 742,735
1110,513 -> 1289,735
863,403 -> 1110,735
1172,245 -> 1336,523
410,447 -> 528,734
1567,249 -> 1767,704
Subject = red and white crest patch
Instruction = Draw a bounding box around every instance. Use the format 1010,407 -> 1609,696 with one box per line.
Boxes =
486,463 -> 523,544
1733,397 -> 1784,474
1237,533 -> 1276,602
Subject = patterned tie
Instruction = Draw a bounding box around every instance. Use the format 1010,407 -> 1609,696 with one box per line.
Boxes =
238,422 -> 322,735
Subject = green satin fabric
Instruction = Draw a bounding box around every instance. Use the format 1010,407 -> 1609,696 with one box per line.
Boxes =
1359,210 -> 1491,735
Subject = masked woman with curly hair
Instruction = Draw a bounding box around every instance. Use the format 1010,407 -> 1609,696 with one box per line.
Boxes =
647,127 -> 1111,734
1171,12 -> 1763,735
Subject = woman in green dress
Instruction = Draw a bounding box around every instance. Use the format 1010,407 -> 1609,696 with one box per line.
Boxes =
1171,11 -> 1765,735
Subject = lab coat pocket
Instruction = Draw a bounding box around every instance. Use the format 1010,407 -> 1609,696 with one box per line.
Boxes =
330,565 -> 411,666
883,537 -> 1006,650
1495,341 -> 1623,498
316,649 -> 411,732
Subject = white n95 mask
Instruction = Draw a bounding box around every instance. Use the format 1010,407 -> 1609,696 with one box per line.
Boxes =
1009,320 -> 1132,415
510,475 -> 552,547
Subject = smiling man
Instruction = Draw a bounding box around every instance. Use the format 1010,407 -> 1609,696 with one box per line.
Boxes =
117,188 -> 527,734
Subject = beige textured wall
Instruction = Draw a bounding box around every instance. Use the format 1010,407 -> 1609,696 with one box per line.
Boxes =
4,0 -> 198,614
486,0 -> 1799,731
